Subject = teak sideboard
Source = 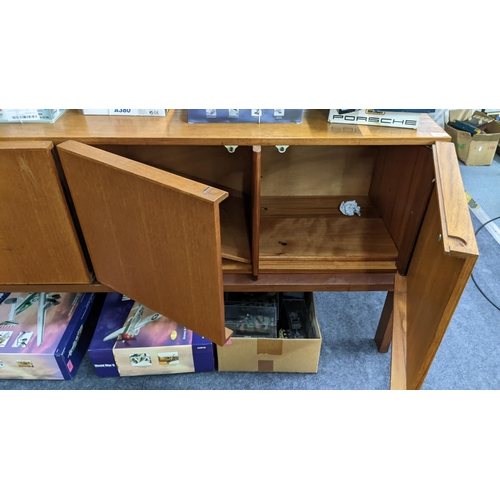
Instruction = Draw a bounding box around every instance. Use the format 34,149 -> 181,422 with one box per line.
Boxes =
0,109 -> 478,389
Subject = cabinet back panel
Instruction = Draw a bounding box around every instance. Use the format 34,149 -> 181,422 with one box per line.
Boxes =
261,146 -> 376,197
96,145 -> 252,197
369,146 -> 435,274
0,142 -> 90,284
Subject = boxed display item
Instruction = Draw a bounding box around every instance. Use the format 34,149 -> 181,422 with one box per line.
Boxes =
0,292 -> 95,379
444,110 -> 500,166
82,109 -> 168,116
187,109 -> 303,124
88,293 -> 215,377
224,292 -> 278,338
327,109 -> 435,129
217,292 -> 322,373
0,109 -> 66,123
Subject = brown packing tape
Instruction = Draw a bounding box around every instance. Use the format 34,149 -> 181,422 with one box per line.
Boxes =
257,339 -> 283,355
258,360 -> 274,372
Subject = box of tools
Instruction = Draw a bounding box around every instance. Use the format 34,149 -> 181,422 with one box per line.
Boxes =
0,292 -> 95,379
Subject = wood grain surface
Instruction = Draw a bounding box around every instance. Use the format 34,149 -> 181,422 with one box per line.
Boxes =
0,110 -> 451,146
0,141 -> 91,284
57,140 -> 232,346
369,145 -> 436,274
260,216 -> 399,262
390,273 -> 407,390
261,145 -> 375,197
406,190 -> 478,389
433,141 -> 479,257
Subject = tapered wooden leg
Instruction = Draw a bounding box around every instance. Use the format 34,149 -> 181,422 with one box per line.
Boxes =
374,291 -> 393,353
390,274 -> 407,390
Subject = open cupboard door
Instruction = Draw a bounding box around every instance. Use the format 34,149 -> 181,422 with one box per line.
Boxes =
390,141 -> 479,389
57,140 -> 232,346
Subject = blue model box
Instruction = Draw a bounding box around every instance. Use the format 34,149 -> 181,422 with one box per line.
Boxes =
187,109 -> 303,124
0,292 -> 95,379
88,293 -> 215,377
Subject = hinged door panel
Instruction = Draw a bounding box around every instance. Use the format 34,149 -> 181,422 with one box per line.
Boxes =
403,142 -> 478,389
0,141 -> 91,284
57,140 -> 232,346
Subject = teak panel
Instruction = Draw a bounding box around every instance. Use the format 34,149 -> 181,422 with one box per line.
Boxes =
96,144 -> 253,197
261,146 -> 375,197
390,274 -> 407,390
369,146 -> 435,275
57,140 -> 232,346
406,190 -> 478,389
219,195 -> 251,264
260,217 -> 399,262
0,141 -> 90,284
0,110 -> 451,146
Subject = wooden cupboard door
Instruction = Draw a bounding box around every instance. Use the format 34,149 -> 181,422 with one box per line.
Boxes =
57,140 -> 232,346
0,141 -> 91,284
400,142 -> 478,389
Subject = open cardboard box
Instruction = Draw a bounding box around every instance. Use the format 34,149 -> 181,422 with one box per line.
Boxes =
445,110 -> 500,166
217,292 -> 322,373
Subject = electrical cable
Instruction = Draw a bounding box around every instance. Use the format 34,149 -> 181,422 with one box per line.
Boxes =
470,215 -> 500,312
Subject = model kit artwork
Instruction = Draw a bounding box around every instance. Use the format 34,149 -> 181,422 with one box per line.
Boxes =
88,293 -> 215,377
0,293 -> 62,346
103,304 -> 161,342
0,292 -> 95,379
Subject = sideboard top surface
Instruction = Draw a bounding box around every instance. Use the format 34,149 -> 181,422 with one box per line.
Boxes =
0,110 -> 451,146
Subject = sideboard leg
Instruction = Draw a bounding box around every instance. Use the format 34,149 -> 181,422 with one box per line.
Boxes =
374,291 -> 394,353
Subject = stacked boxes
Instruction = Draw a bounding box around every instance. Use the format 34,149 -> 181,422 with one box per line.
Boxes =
445,110 -> 500,166
88,293 -> 215,377
0,109 -> 66,123
187,109 -> 303,123
0,292 -> 95,379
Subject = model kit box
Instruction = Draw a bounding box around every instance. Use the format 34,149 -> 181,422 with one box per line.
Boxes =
217,292 -> 322,373
327,109 -> 435,129
82,109 -> 168,116
444,110 -> 500,166
88,293 -> 215,377
0,109 -> 66,123
0,292 -> 95,379
187,109 -> 303,124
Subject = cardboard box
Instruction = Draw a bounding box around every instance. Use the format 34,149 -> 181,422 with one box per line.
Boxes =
0,292 -> 95,379
328,109 -> 435,129
187,109 -> 303,124
217,292 -> 322,373
445,110 -> 500,166
88,293 -> 215,377
82,109 -> 168,116
0,109 -> 66,123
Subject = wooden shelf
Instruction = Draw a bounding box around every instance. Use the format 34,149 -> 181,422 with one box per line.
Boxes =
259,216 -> 398,273
0,110 -> 451,146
